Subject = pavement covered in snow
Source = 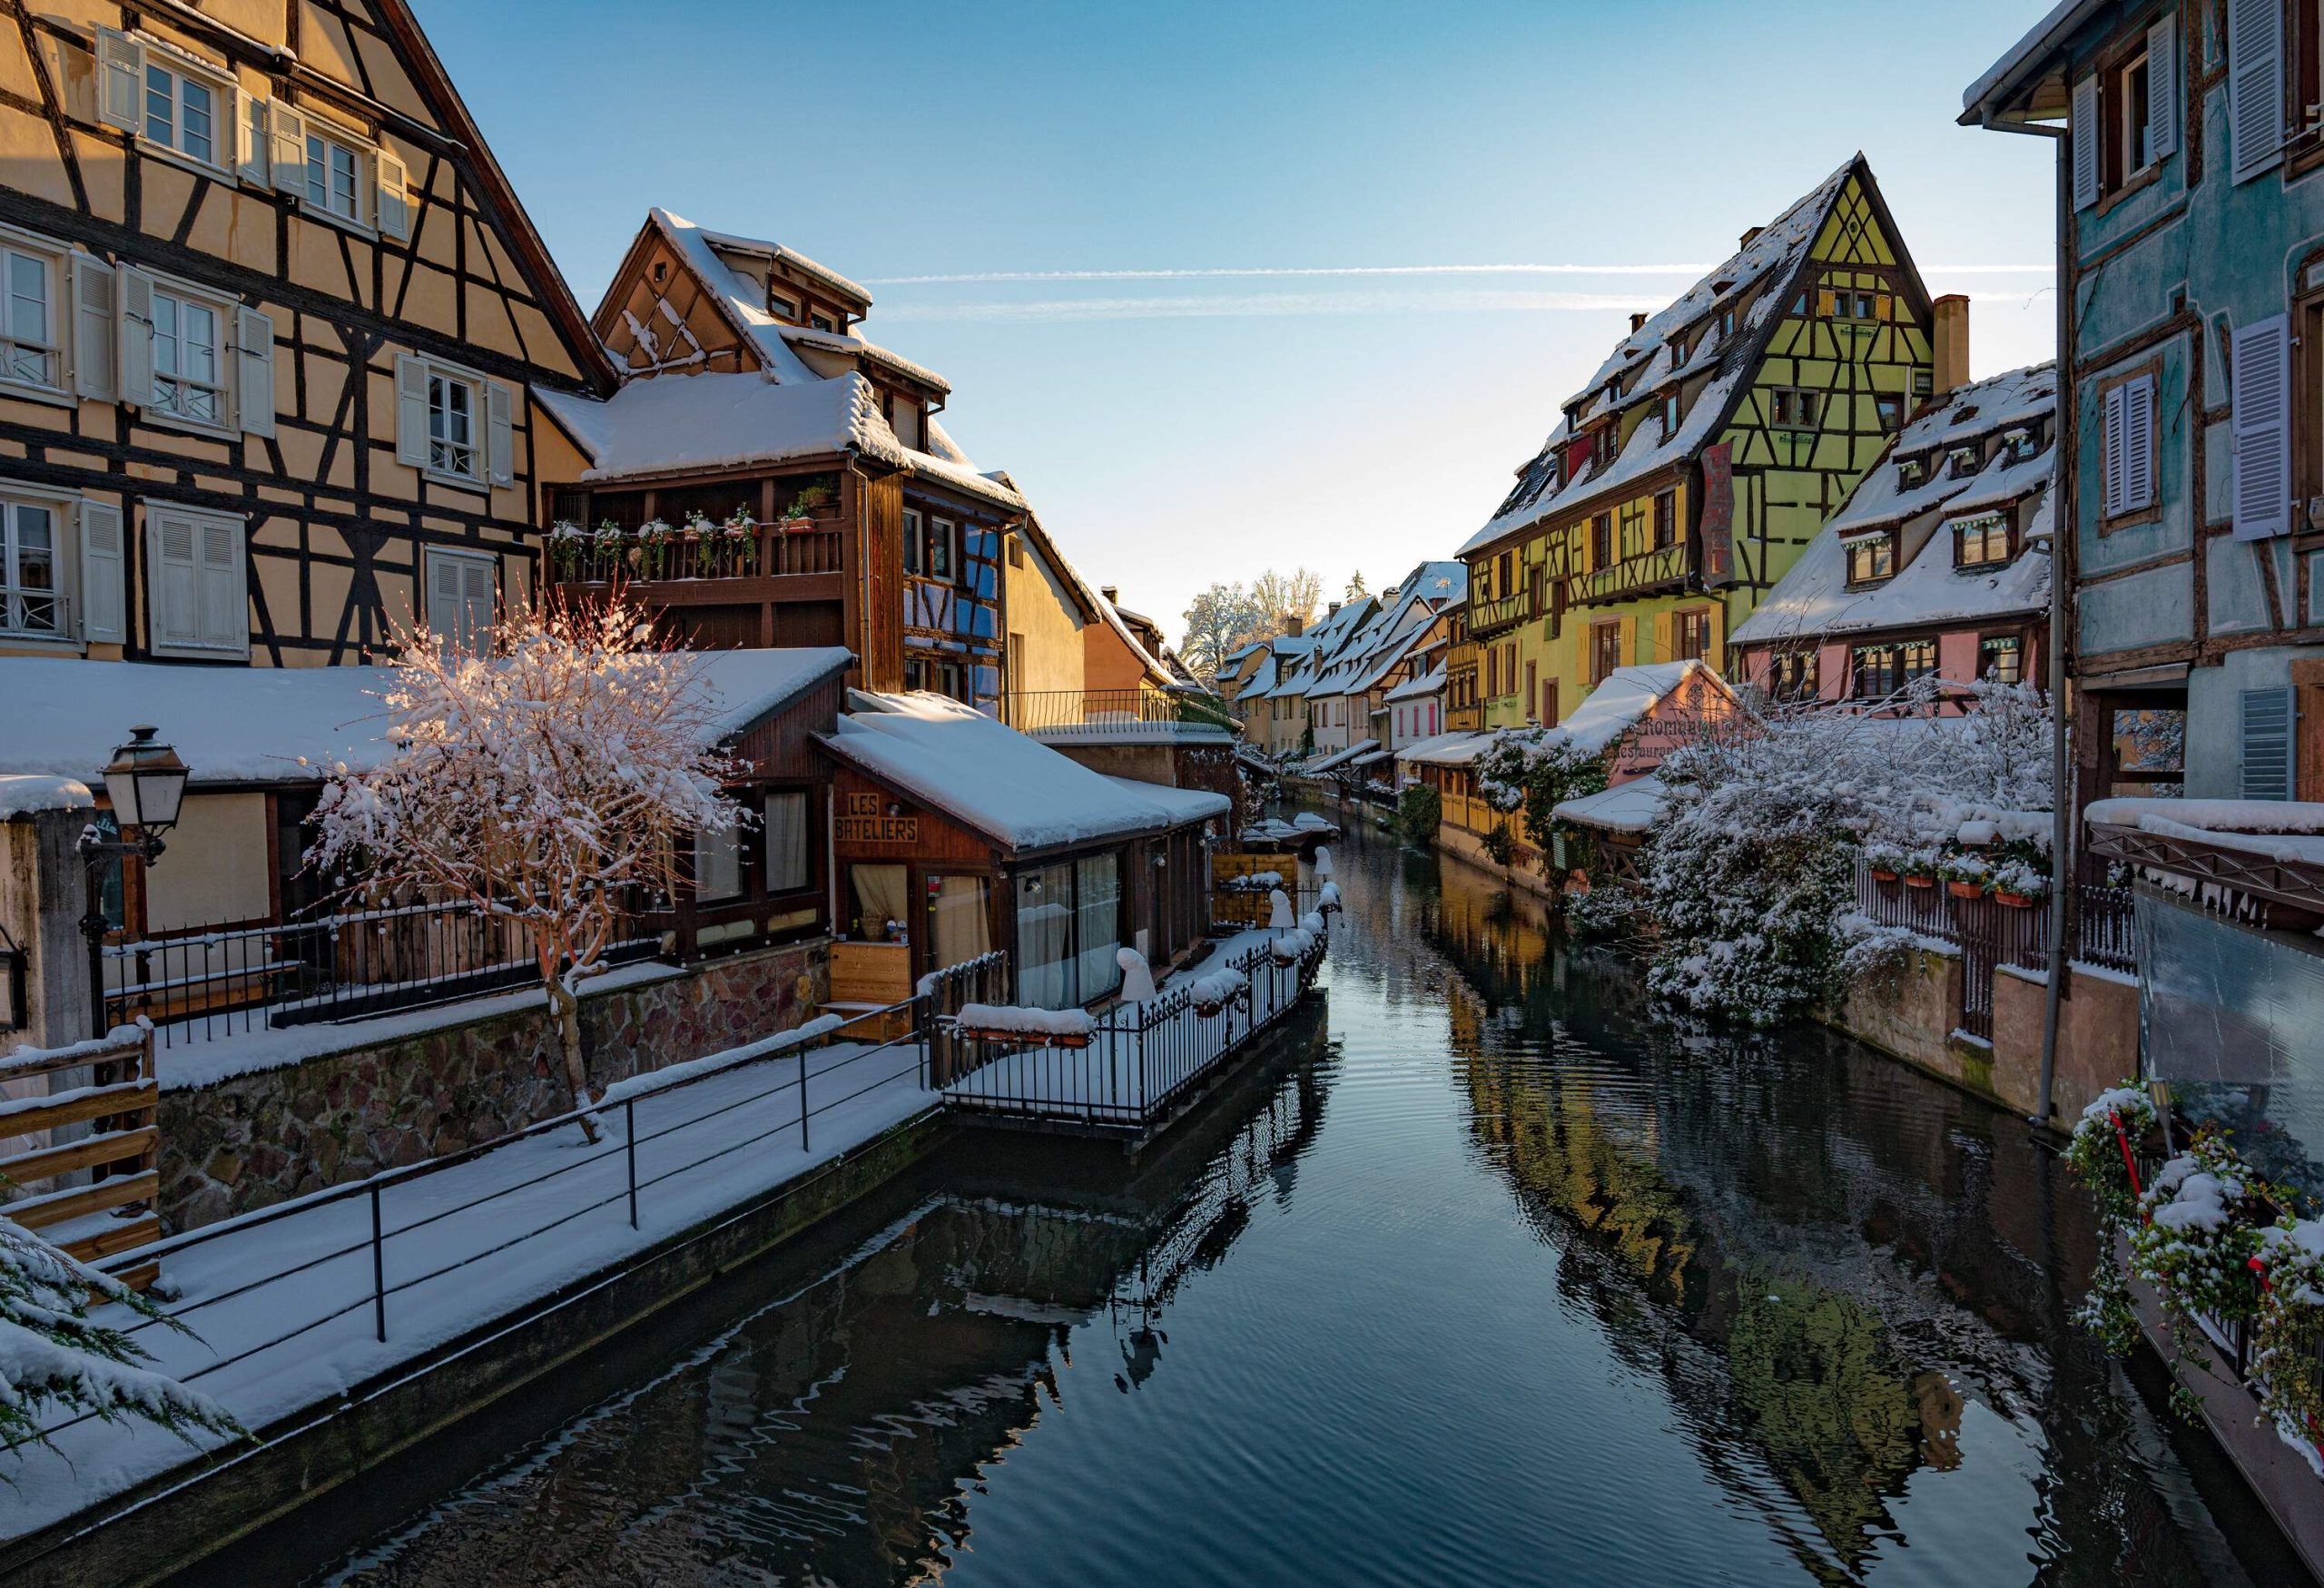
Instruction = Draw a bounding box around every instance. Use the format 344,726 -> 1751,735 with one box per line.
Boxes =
1,1029 -> 934,1541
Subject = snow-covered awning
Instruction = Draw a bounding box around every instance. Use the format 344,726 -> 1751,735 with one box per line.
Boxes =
2084,798 -> 2324,866
821,691 -> 1221,854
1305,739 -> 1380,774
1553,775 -> 1669,835
0,650 -> 853,788
1395,731 -> 1495,767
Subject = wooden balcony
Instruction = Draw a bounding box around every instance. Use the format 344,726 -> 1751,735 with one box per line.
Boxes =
1562,542 -> 1689,607
1467,588 -> 1536,638
547,525 -> 847,614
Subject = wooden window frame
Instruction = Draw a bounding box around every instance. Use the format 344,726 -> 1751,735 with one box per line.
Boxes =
143,498 -> 249,660
1876,394 -> 1904,431
1672,606 -> 1712,663
2096,358 -> 2163,534
1589,620 -> 1621,686
1978,632 -> 2027,686
1953,511 -> 2014,570
136,39 -> 233,176
2093,30 -> 2162,213
144,272 -> 234,436
0,230 -> 66,401
1843,531 -> 1897,587
2295,276 -> 2324,525
0,488 -> 71,644
1651,488 -> 1677,550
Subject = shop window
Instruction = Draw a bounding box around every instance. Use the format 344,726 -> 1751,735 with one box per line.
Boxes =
763,789 -> 812,894
1979,635 -> 2024,686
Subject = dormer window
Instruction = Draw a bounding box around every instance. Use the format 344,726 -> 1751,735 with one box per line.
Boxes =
769,291 -> 799,321
1659,390 -> 1680,439
2004,427 -> 2038,463
1897,456 -> 1927,489
810,312 -> 837,333
1947,444 -> 1981,478
1954,512 -> 2011,569
1716,305 -> 1738,339
1845,533 -> 1896,587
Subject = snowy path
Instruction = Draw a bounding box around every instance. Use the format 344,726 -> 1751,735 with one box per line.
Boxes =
3,1032 -> 933,1541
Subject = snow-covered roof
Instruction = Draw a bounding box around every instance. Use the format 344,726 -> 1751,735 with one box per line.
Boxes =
1962,0 -> 2094,122
0,651 -> 853,788
0,773 -> 92,819
1384,664 -> 1446,704
1100,774 -> 1233,825
777,323 -> 950,396
1731,363 -> 2056,649
1305,739 -> 1380,774
1394,731 -> 1495,767
1464,158 -> 1867,557
684,214 -> 873,314
536,373 -> 1025,512
1557,661 -> 1730,755
821,691 -> 1213,853
1553,775 -> 1669,835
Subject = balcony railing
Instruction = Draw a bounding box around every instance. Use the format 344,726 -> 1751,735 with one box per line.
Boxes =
1003,686 -> 1236,738
1467,588 -> 1538,638
547,523 -> 844,586
1563,542 -> 1689,607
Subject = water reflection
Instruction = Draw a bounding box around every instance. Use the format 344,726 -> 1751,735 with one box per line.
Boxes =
196,821 -> 2303,1588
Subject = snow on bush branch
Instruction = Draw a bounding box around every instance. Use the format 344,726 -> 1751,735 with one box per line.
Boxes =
309,594 -> 746,1139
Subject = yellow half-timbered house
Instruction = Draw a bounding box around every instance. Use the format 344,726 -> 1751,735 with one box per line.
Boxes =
0,0 -> 610,669
1459,155 -> 1945,728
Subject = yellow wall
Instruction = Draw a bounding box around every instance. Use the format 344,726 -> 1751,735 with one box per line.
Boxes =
142,793 -> 269,932
1004,532 -> 1086,696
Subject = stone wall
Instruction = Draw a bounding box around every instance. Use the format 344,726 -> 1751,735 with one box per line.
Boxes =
157,938 -> 828,1230
1990,962 -> 2138,1120
1834,945 -> 1968,1079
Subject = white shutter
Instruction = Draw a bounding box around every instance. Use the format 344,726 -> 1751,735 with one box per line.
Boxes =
2101,383 -> 2127,518
2230,0 -> 2286,182
459,556 -> 496,652
395,353 -> 430,469
426,549 -> 463,646
2072,73 -> 2101,210
70,252 -> 114,401
270,103 -> 308,193
376,149 -> 410,240
2122,374 -> 2157,513
115,265 -> 153,407
238,94 -> 271,188
234,306 -> 275,438
2147,13 -> 2179,163
485,380 -> 513,487
2232,315 -> 2291,538
195,518 -> 243,648
150,512 -> 199,648
2240,687 -> 2294,799
77,499 -> 124,644
94,28 -> 142,133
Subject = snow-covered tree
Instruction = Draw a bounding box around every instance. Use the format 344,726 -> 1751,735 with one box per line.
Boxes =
1179,583 -> 1268,686
310,594 -> 744,1139
1474,728 -> 1608,853
1,1214 -> 238,1457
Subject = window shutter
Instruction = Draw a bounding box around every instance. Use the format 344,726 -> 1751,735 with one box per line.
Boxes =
195,518 -> 243,648
2240,686 -> 2294,799
2230,0 -> 2286,182
394,353 -> 429,468
77,499 -> 125,644
376,148 -> 410,240
150,513 -> 199,648
426,550 -> 463,646
2231,317 -> 2290,538
2122,374 -> 2157,514
238,94 -> 271,188
460,557 -> 497,652
485,380 -> 514,487
1815,288 -> 1838,318
270,103 -> 308,192
1652,609 -> 1674,661
2147,13 -> 2179,162
2072,73 -> 2101,210
1618,616 -> 1637,667
70,252 -> 114,401
2101,383 -> 2127,518
234,306 -> 275,438
94,28 -> 142,132
115,265 -> 153,407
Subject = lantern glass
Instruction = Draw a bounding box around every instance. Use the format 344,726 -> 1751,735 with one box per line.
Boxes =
102,726 -> 189,836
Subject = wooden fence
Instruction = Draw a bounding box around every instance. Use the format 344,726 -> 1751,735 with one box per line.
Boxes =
0,1029 -> 161,1289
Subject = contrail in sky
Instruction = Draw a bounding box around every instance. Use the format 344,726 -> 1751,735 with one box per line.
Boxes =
862,262 -> 2053,285
874,287 -> 2049,324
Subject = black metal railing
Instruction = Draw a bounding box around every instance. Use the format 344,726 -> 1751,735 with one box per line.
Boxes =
102,899 -> 657,1049
1002,686 -> 1236,737
35,1002 -> 929,1462
939,930 -> 1327,1129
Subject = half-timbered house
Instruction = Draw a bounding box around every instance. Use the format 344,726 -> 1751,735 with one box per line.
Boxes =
1458,155 -> 1942,732
537,209 -> 1027,713
0,0 -> 611,670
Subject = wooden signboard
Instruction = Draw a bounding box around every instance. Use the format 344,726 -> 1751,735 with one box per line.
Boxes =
835,791 -> 921,846
1212,850 -> 1296,927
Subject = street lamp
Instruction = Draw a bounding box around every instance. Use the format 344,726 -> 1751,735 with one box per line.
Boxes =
77,726 -> 191,1036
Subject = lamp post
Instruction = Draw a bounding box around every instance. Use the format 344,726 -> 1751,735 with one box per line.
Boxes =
76,726 -> 191,1038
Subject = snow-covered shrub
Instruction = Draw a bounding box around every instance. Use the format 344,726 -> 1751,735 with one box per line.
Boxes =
1480,822 -> 1516,868
0,1215 -> 241,1457
309,592 -> 745,1142
1394,784 -> 1442,849
1475,729 -> 1608,852
1563,882 -> 1641,942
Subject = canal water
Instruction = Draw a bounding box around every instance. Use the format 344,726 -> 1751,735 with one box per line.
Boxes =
186,818 -> 2304,1587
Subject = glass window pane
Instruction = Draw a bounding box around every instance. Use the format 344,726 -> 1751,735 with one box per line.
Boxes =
1016,862 -> 1076,1008
763,791 -> 810,893
1074,853 -> 1120,1001
931,875 -> 990,971
307,134 -> 328,206
152,294 -> 178,376
183,303 -> 217,383
182,78 -> 212,163
851,863 -> 910,943
145,65 -> 173,145
694,817 -> 743,902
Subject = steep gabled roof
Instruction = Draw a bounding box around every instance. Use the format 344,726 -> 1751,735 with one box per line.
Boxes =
1464,155 -> 1924,557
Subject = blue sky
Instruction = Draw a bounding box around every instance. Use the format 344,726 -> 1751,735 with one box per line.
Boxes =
415,0 -> 2058,646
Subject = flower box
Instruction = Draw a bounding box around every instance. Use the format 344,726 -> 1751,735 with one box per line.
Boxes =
777,516 -> 817,533
1945,880 -> 1984,901
1869,868 -> 1900,883
1994,890 -> 2037,909
1903,873 -> 1935,890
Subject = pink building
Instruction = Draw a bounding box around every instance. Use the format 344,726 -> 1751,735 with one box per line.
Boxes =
1729,363 -> 2054,711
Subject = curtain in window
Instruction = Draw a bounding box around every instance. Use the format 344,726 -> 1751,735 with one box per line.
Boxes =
694,815 -> 743,902
1075,853 -> 1121,1001
850,863 -> 909,942
763,790 -> 811,893
1016,862 -> 1076,1008
931,875 -> 991,971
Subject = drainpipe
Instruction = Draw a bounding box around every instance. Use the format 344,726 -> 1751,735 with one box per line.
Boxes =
1981,108 -> 2073,1129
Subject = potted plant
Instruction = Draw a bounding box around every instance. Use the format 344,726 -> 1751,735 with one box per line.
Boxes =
1901,847 -> 1939,889
590,519 -> 625,580
723,508 -> 759,572
1864,840 -> 1904,884
1991,857 -> 2046,909
635,517 -> 674,579
1941,852 -> 1992,901
780,480 -> 833,530
549,520 -> 585,577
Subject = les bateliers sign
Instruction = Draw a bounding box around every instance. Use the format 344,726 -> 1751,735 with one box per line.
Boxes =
836,791 -> 919,844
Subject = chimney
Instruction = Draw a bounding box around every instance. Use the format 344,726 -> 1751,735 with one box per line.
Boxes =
1629,312 -> 1648,333
1099,585 -> 1118,605
1285,613 -> 1305,636
1738,225 -> 1763,251
1932,294 -> 1972,396
1327,601 -> 1342,618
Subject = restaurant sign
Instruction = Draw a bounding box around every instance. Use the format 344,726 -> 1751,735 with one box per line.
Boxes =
836,791 -> 920,845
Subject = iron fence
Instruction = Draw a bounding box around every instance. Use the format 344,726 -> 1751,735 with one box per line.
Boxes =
102,899 -> 656,1049
48,1000 -> 930,1454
